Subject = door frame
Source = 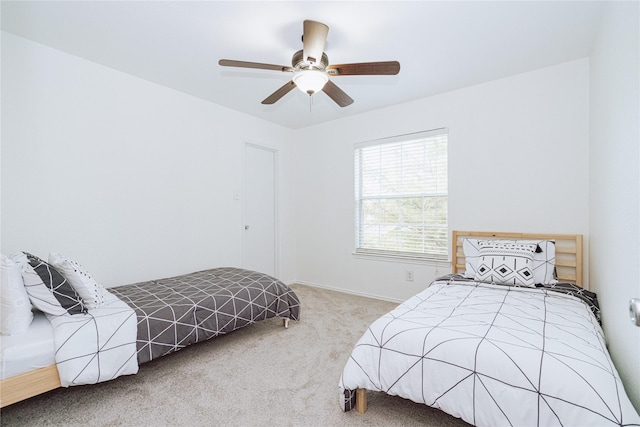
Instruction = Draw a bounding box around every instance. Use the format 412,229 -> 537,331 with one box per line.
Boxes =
242,142 -> 279,277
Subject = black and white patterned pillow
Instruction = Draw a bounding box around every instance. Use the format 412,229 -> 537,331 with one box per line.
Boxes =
463,238 -> 558,285
11,252 -> 86,315
475,241 -> 537,287
49,252 -> 107,309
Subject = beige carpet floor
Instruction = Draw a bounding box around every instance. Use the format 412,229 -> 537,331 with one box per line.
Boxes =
0,284 -> 471,426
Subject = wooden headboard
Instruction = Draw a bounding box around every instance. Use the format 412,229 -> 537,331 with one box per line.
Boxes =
451,230 -> 584,288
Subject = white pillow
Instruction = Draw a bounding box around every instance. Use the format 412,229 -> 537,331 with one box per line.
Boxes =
1,254 -> 34,335
474,241 -> 537,287
462,238 -> 483,278
462,238 -> 557,285
49,253 -> 107,308
529,239 -> 558,285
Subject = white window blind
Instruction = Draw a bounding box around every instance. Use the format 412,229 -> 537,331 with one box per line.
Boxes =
354,129 -> 448,260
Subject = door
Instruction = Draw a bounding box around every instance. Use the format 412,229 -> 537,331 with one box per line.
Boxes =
243,144 -> 277,276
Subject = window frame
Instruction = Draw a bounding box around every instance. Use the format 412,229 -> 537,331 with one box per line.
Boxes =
353,128 -> 449,262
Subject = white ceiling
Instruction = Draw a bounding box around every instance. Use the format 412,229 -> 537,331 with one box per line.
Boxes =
1,1 -> 606,130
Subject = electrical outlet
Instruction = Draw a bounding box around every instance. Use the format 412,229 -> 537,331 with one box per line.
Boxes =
405,271 -> 414,282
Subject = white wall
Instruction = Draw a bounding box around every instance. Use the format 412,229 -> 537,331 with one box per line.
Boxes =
589,1 -> 640,410
1,32 -> 296,286
292,59 -> 590,302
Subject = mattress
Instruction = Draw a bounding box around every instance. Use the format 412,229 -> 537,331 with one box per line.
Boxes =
110,267 -> 301,364
0,267 -> 301,387
0,311 -> 55,380
340,277 -> 640,426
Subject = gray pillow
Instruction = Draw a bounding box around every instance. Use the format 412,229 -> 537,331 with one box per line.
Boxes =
12,252 -> 86,315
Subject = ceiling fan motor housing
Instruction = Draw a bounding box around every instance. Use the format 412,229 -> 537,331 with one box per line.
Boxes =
292,49 -> 329,71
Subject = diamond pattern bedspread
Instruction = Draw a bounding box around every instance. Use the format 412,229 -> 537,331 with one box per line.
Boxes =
110,267 -> 300,364
340,279 -> 640,426
48,291 -> 138,387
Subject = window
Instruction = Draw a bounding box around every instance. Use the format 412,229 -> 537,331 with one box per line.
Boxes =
354,129 -> 448,260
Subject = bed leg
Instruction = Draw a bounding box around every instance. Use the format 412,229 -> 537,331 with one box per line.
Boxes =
355,388 -> 367,414
283,318 -> 289,329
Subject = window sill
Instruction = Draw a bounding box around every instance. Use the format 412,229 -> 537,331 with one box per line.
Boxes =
352,251 -> 450,267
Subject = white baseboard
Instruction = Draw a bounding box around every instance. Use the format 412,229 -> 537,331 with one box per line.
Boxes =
286,280 -> 405,304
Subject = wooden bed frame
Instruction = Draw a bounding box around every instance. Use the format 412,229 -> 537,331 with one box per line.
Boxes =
354,230 -> 584,414
0,365 -> 61,407
0,318 -> 290,407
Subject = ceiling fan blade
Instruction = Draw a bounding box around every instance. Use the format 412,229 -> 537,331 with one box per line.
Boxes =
322,80 -> 354,107
219,59 -> 294,73
302,20 -> 329,67
262,81 -> 297,104
326,61 -> 400,76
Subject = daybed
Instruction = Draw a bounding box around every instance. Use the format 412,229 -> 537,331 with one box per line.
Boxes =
340,231 -> 640,426
0,258 -> 300,408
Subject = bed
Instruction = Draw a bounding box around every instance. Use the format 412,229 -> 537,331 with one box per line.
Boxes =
340,231 -> 640,426
0,262 -> 300,408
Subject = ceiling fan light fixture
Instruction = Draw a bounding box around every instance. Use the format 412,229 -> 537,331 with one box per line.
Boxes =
293,70 -> 328,95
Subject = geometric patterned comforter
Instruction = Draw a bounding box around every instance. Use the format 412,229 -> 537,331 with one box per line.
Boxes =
340,277 -> 640,426
110,267 -> 300,364
47,291 -> 139,387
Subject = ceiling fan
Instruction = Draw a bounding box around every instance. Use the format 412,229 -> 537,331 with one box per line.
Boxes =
219,20 -> 400,107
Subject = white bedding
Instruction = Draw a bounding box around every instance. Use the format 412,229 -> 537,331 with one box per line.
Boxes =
0,311 -> 55,380
340,279 -> 640,426
47,290 -> 138,387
